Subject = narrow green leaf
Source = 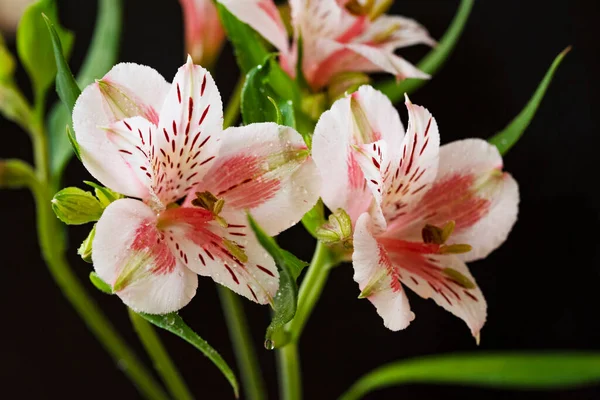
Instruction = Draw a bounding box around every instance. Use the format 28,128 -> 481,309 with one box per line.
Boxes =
49,0 -> 123,180
339,352 -> 600,400
17,0 -> 74,102
216,3 -> 299,105
375,0 -> 474,102
43,14 -> 80,112
247,214 -> 308,349
89,271 -> 112,294
488,47 -> 570,155
51,187 -> 104,225
138,312 -> 239,398
66,125 -> 81,161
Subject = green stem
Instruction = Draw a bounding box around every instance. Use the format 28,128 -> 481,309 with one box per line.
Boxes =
218,286 -> 267,400
288,242 -> 335,341
223,76 -> 244,128
277,242 -> 336,400
277,342 -> 302,400
28,116 -> 168,399
128,309 -> 194,400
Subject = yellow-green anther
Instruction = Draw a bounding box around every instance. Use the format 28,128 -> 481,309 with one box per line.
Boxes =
441,220 -> 456,243
214,198 -> 225,215
78,224 -> 96,263
422,224 -> 444,244
369,0 -> 393,20
371,22 -> 401,43
439,243 -> 473,254
350,95 -> 375,143
223,238 -> 248,263
345,0 -> 375,16
442,268 -> 476,289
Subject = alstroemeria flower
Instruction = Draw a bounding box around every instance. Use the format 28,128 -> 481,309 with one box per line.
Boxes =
179,0 -> 225,67
312,85 -> 519,337
219,0 -> 434,90
72,57 -> 320,314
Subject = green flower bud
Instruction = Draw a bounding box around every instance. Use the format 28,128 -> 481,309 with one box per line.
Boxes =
78,224 -> 96,263
0,159 -> 35,189
51,187 -> 104,225
316,208 -> 354,249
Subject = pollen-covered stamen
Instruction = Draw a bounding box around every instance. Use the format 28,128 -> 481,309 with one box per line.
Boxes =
421,220 -> 472,255
191,191 -> 227,227
345,0 -> 375,16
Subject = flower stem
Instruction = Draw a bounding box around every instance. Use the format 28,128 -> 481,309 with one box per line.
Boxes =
28,115 -> 168,400
277,242 -> 336,400
277,342 -> 302,400
223,76 -> 244,128
128,309 -> 194,400
218,286 -> 267,400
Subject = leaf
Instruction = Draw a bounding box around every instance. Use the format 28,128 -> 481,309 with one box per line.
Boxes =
247,214 -> 308,349
66,125 -> 81,161
301,199 -> 325,239
17,0 -> 74,102
488,47 -> 570,155
138,312 -> 239,398
51,187 -> 104,225
0,33 -> 16,82
375,0 -> 474,102
89,271 -> 112,294
339,352 -> 600,400
48,0 -> 123,180
216,3 -> 299,105
43,14 -> 80,112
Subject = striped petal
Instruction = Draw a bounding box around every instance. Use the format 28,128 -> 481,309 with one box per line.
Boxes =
73,63 -> 170,198
154,57 -> 222,205
93,199 -> 198,314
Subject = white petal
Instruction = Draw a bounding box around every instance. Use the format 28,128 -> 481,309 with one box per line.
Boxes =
158,207 -> 279,304
355,15 -> 436,50
353,213 -> 414,330
345,43 -> 431,80
218,0 -> 289,53
73,63 -> 170,198
154,58 -> 223,204
93,199 -> 198,314
194,123 -> 320,236
436,139 -> 519,262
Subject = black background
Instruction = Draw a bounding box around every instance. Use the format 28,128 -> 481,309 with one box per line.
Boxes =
1,0 -> 599,399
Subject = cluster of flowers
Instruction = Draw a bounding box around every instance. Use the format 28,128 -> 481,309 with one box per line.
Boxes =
71,0 -> 519,339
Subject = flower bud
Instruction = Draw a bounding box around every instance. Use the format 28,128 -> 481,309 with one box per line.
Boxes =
316,208 -> 354,249
78,224 -> 96,263
51,187 -> 104,225
0,34 -> 16,83
0,159 -> 34,189
327,72 -> 370,103
179,0 -> 225,68
301,92 -> 327,122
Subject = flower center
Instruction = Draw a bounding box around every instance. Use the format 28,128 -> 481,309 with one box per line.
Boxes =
191,191 -> 228,227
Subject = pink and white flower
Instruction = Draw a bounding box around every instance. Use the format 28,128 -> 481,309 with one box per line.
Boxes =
312,85 -> 519,337
218,0 -> 434,90
179,0 -> 225,67
72,57 -> 320,314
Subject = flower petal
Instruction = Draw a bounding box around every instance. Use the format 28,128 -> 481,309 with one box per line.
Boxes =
353,213 -> 414,330
219,0 -> 289,53
192,123 -> 320,236
73,63 -> 170,197
434,139 -> 519,262
313,85 -> 402,224
154,57 -> 223,204
385,246 -> 487,338
158,207 -> 279,304
93,199 -> 198,314
356,15 -> 436,50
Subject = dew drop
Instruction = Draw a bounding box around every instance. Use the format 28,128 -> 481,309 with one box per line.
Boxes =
264,339 -> 274,350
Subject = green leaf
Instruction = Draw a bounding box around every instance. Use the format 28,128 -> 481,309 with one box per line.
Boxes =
66,125 -> 81,161
89,271 -> 112,294
51,187 -> 104,225
17,0 -> 74,102
0,159 -> 36,190
0,34 -> 16,82
48,0 -> 123,179
84,180 -> 123,207
138,312 -> 239,398
247,214 -> 308,349
301,199 -> 325,239
216,3 -> 299,105
488,47 -> 570,155
79,224 -> 96,263
43,14 -> 80,113
339,352 -> 600,400
375,0 -> 474,102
